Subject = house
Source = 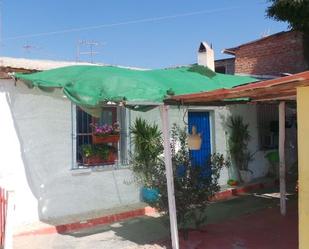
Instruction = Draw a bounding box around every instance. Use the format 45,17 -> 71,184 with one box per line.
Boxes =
0,45 -> 273,234
217,30 -> 308,77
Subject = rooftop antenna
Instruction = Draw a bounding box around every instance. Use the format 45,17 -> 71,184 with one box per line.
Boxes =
23,44 -> 33,53
22,42 -> 40,56
76,40 -> 102,63
261,28 -> 271,38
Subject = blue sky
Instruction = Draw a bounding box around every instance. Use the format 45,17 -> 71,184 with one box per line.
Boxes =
2,0 -> 288,68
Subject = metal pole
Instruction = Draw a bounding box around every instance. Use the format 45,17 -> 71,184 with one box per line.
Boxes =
279,101 -> 286,216
160,105 -> 179,249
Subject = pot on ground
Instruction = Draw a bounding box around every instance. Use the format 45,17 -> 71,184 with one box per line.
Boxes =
141,187 -> 159,203
240,170 -> 253,183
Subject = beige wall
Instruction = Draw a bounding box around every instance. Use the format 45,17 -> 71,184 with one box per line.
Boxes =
297,86 -> 309,249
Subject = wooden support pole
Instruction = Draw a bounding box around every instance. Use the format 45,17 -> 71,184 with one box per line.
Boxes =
161,105 -> 179,249
279,101 -> 286,216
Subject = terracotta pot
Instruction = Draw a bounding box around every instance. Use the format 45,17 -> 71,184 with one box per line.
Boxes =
92,134 -> 120,144
106,151 -> 117,164
83,155 -> 104,166
82,152 -> 118,166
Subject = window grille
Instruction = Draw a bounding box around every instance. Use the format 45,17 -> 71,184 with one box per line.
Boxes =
257,104 -> 279,150
72,105 -> 128,169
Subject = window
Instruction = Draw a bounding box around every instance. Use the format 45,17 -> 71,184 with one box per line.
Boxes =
215,66 -> 226,74
73,105 -> 128,168
257,104 -> 279,150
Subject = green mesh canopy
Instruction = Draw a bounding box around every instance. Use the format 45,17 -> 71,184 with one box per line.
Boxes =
14,65 -> 257,109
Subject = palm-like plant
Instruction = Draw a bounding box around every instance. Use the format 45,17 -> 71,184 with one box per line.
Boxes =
228,116 -> 252,181
130,121 -> 229,238
130,118 -> 163,187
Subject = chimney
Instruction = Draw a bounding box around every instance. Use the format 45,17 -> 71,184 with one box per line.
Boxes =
197,42 -> 215,71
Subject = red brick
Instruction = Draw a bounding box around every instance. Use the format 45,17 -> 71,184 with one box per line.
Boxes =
233,31 -> 308,75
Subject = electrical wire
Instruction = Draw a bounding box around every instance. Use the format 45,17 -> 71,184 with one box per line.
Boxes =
5,6 -> 244,41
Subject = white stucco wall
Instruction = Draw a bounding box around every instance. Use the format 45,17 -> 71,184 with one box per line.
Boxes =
0,80 -> 140,230
0,79 -> 271,231
0,81 -> 39,226
228,104 -> 270,178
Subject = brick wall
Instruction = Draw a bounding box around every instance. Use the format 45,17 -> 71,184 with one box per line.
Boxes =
234,31 -> 308,76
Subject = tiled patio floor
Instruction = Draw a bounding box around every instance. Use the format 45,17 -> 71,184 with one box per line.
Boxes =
164,203 -> 298,249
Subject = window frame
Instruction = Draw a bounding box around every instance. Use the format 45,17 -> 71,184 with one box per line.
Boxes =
71,103 -> 129,170
257,104 -> 279,150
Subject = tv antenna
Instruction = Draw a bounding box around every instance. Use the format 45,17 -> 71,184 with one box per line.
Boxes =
76,40 -> 102,63
22,42 -> 40,56
261,28 -> 271,38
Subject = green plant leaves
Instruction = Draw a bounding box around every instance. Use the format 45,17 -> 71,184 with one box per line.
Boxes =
130,120 -> 229,233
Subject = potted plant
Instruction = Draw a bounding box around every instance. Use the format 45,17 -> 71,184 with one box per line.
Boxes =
265,150 -> 279,178
130,118 -> 163,203
91,122 -> 120,144
80,144 -> 117,166
130,122 -> 229,239
228,116 -> 254,183
227,179 -> 239,186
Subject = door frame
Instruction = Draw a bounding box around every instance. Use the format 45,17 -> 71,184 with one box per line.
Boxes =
187,109 -> 215,155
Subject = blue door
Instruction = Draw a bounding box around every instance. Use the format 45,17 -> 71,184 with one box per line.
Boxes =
188,112 -> 211,176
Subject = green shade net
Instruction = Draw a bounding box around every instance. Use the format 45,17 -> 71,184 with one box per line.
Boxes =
14,65 -> 257,111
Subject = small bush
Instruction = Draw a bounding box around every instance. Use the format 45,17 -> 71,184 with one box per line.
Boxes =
130,121 -> 229,237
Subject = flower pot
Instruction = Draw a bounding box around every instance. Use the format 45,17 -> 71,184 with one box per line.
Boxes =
142,187 -> 159,203
105,151 -> 117,164
83,155 -> 104,166
82,151 -> 117,166
240,170 -> 253,183
227,179 -> 239,186
92,134 -> 120,144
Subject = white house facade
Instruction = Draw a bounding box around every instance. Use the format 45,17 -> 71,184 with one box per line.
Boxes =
0,60 -> 275,233
6,46 -> 304,235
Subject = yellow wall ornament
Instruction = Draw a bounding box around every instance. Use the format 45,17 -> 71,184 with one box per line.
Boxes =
187,125 -> 202,150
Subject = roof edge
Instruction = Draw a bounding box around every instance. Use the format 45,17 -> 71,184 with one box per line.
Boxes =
223,30 -> 293,55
